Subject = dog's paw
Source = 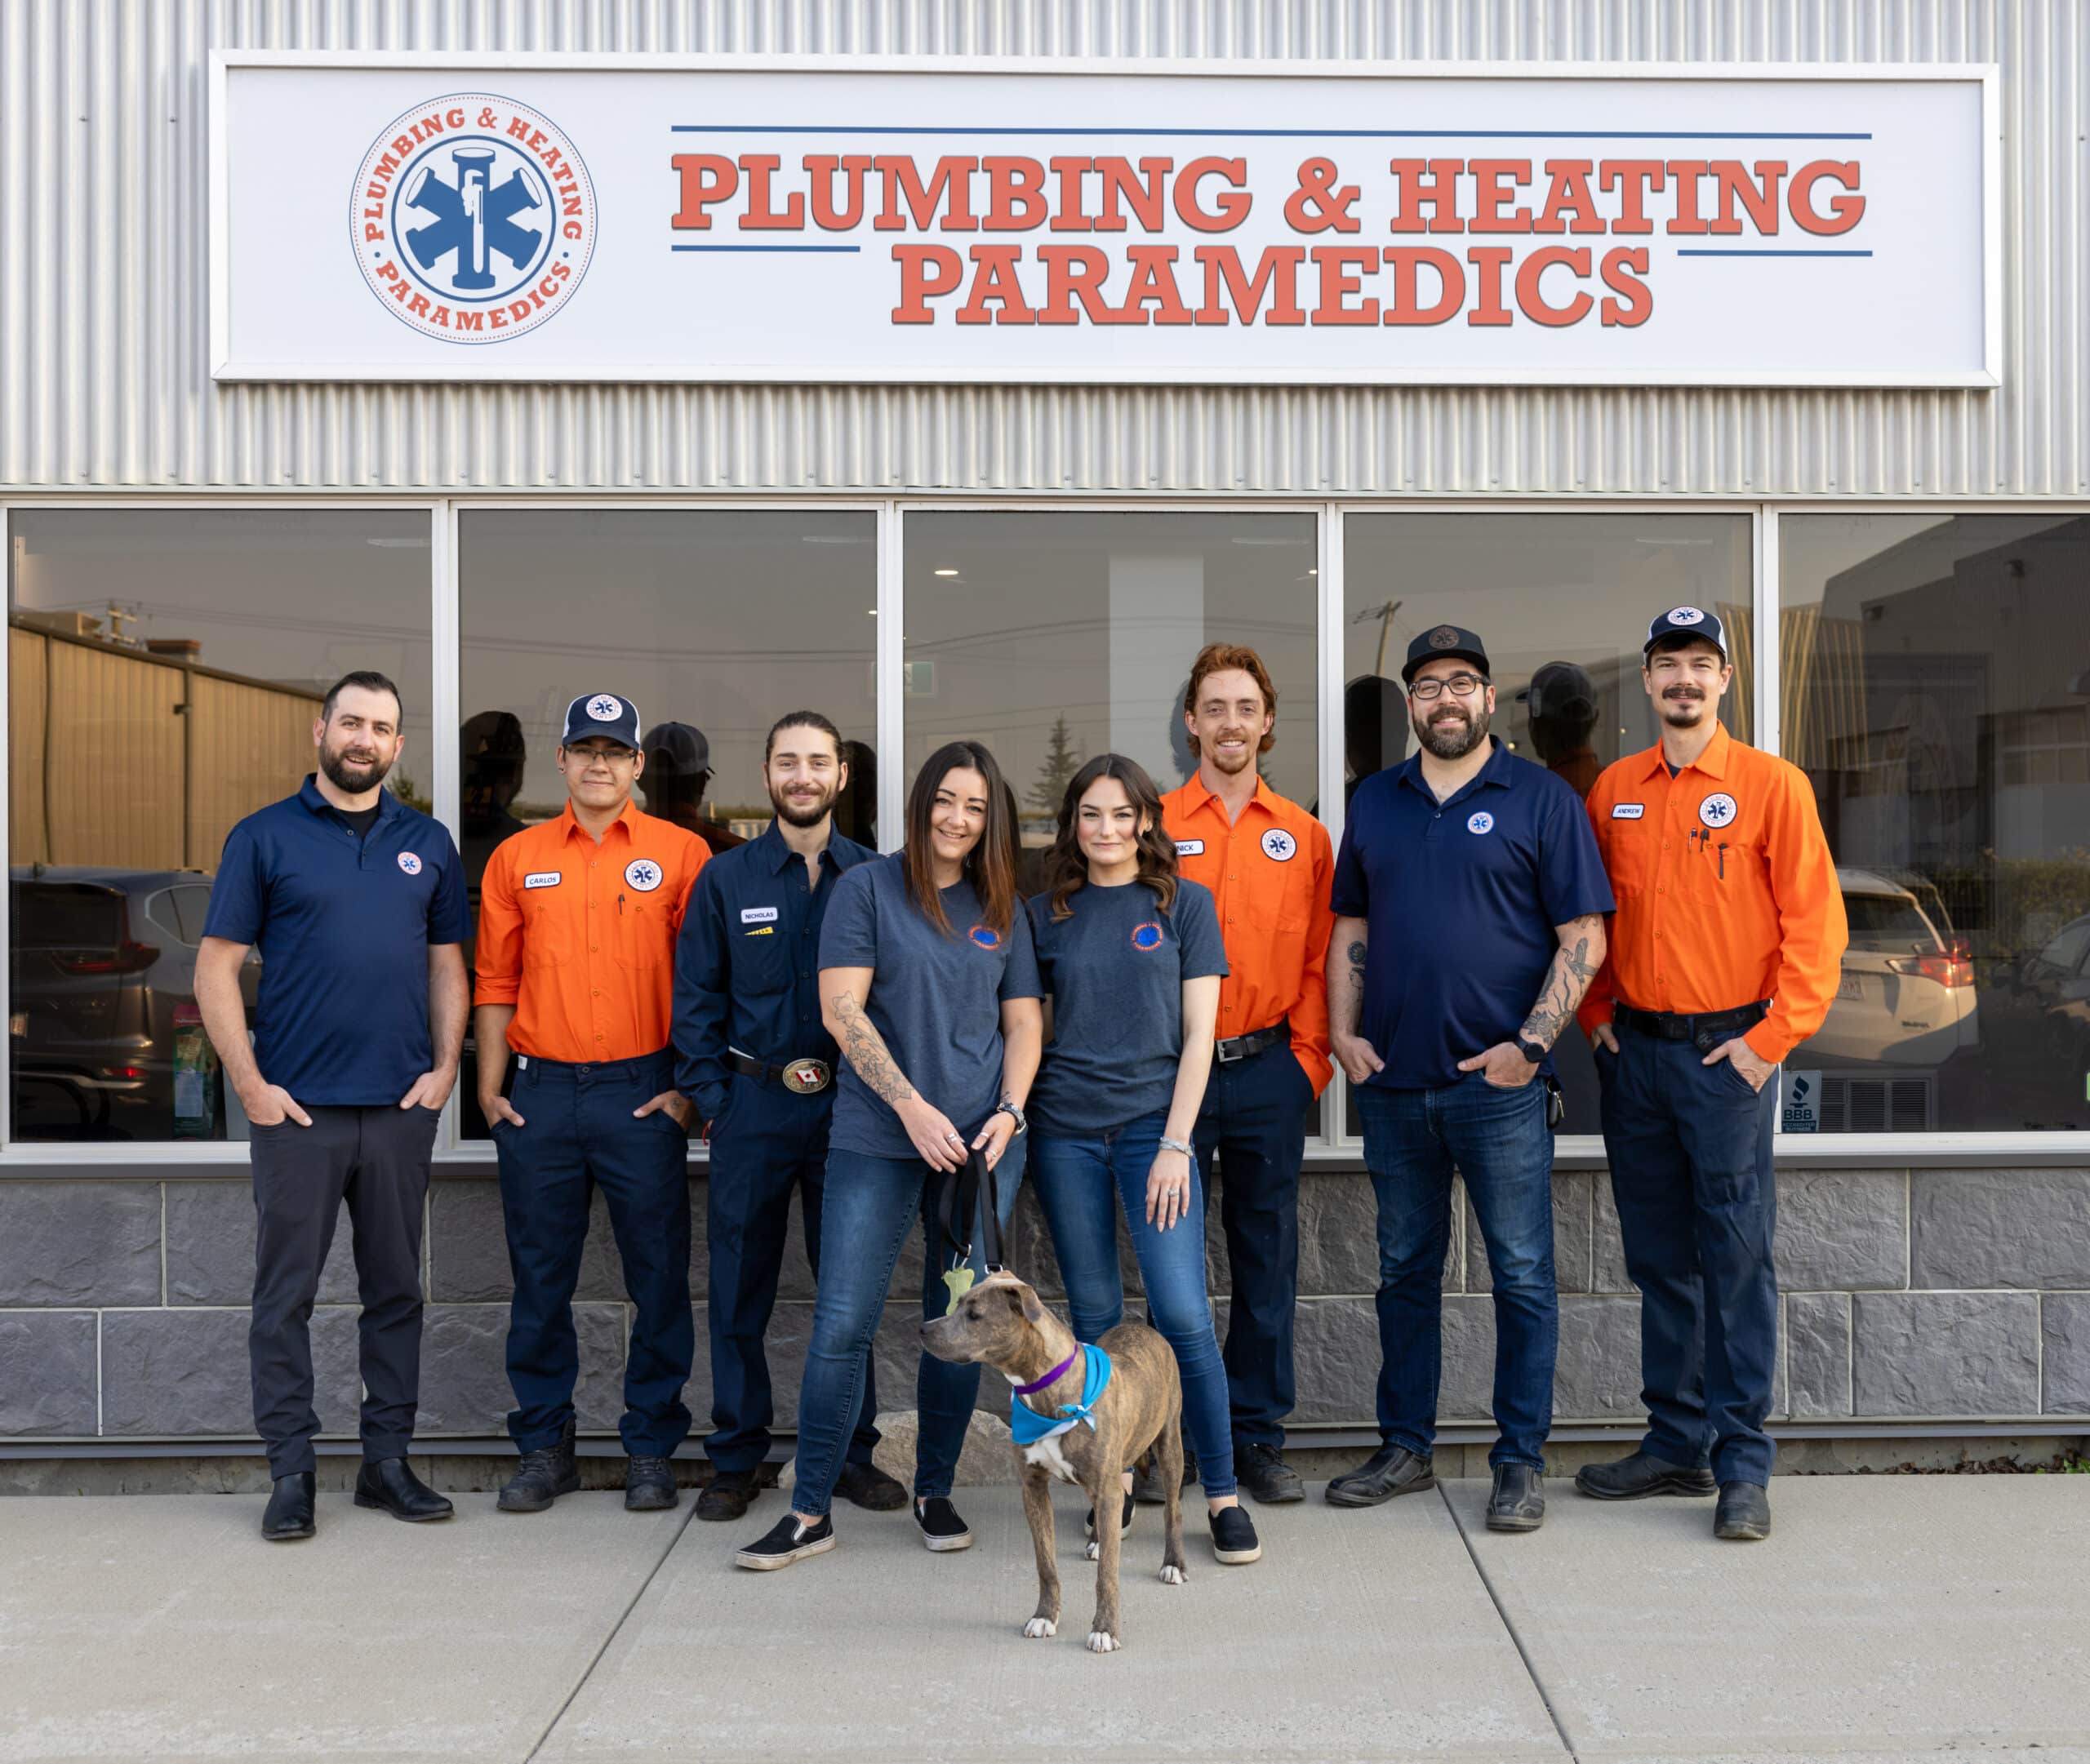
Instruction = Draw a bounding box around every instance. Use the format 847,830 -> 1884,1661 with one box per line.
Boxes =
1084,1540 -> 1101,1562
1086,1629 -> 1120,1654
1021,1616 -> 1057,1639
1159,1562 -> 1186,1585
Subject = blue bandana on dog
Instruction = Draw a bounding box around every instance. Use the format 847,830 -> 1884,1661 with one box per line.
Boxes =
1009,1344 -> 1114,1446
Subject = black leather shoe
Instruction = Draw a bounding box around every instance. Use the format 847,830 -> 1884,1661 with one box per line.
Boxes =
261,1472 -> 315,1541
354,1457 -> 453,1522
1133,1449 -> 1198,1504
1715,1481 -> 1772,1540
697,1469 -> 758,1522
625,1455 -> 678,1512
498,1420 -> 580,1513
1574,1450 -> 1719,1501
1237,1443 -> 1305,1504
834,1460 -> 908,1511
1326,1444 -> 1435,1508
1486,1463 -> 1545,1532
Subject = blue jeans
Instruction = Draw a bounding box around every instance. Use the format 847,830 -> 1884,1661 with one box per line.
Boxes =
1355,1073 -> 1558,1470
1598,1028 -> 1779,1486
1029,1110 -> 1237,1500
789,1138 -> 1026,1517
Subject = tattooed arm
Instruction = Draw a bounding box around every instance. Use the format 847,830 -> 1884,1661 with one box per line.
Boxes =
1327,914 -> 1385,1086
820,965 -> 969,1171
1456,913 -> 1608,1088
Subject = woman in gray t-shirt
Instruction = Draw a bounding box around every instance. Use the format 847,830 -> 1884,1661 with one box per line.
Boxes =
1025,753 -> 1261,1569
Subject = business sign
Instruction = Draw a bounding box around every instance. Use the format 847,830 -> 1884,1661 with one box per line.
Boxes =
210,54 -> 1998,388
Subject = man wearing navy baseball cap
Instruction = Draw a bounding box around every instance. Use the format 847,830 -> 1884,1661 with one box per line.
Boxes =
474,690 -> 710,1515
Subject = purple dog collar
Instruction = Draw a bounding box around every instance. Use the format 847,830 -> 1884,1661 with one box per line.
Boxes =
1014,1348 -> 1082,1397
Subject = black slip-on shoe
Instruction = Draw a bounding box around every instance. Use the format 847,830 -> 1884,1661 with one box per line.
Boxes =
914,1495 -> 973,1553
834,1460 -> 909,1512
696,1469 -> 758,1522
1210,1504 -> 1262,1565
498,1420 -> 581,1513
1715,1481 -> 1772,1541
1574,1451 -> 1719,1502
1325,1444 -> 1436,1508
1133,1450 -> 1198,1504
261,1472 -> 316,1541
354,1457 -> 453,1522
625,1455 -> 678,1512
735,1512 -> 836,1571
1084,1491 -> 1136,1540
1237,1442 -> 1306,1504
1486,1463 -> 1545,1533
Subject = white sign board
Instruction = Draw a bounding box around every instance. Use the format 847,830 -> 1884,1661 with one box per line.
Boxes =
210,54 -> 1998,388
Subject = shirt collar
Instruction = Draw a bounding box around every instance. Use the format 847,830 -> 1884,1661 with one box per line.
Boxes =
1181,770 -> 1276,821
558,797 -> 640,843
754,819 -> 838,875
298,775 -> 401,824
1637,722 -> 1732,783
1394,736 -> 1514,802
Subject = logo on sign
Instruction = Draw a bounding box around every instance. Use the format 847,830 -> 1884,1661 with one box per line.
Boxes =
1261,829 -> 1297,863
1698,793 -> 1738,829
625,858 -> 663,892
1131,922 -> 1165,952
1467,811 -> 1495,836
352,95 -> 596,344
586,695 -> 623,722
397,851 -> 423,876
968,924 -> 1002,951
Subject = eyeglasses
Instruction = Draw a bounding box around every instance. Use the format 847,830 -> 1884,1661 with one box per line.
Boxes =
1409,673 -> 1488,702
567,746 -> 638,766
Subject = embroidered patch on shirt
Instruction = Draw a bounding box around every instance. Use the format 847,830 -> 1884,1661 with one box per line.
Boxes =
1611,804 -> 1646,820
523,871 -> 563,889
1172,838 -> 1205,856
1260,829 -> 1297,862
1698,793 -> 1739,829
740,906 -> 780,924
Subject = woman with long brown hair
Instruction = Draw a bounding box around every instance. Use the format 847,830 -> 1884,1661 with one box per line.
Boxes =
735,740 -> 1043,1571
1023,753 -> 1261,1567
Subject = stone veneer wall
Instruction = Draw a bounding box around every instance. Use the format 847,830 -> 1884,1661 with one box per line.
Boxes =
3,1166 -> 2088,1444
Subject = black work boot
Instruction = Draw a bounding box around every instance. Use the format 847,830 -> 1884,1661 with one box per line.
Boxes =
834,1460 -> 908,1511
1486,1463 -> 1545,1532
1715,1481 -> 1772,1541
498,1420 -> 580,1513
261,1471 -> 316,1541
696,1468 -> 759,1522
1325,1444 -> 1435,1508
625,1455 -> 678,1512
1574,1450 -> 1719,1501
1133,1449 -> 1198,1504
1237,1443 -> 1305,1504
354,1457 -> 454,1522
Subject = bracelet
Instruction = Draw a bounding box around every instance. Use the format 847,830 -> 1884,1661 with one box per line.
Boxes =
1158,1136 -> 1195,1160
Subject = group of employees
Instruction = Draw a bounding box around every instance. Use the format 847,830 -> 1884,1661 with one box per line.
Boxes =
196,605 -> 1844,1560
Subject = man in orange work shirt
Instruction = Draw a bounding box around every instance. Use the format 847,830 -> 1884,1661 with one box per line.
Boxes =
1161,642 -> 1335,1506
474,692 -> 708,1517
1574,609 -> 1847,1543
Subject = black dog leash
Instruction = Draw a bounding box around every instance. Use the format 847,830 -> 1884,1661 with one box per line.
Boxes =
936,1143 -> 1003,1310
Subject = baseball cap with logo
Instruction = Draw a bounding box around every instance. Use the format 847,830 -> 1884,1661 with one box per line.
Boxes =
1401,623 -> 1492,685
561,692 -> 643,749
1643,607 -> 1728,659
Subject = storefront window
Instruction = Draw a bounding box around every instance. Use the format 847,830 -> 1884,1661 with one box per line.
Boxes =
1340,513 -> 1754,1134
902,510 -> 1319,895
457,508 -> 878,1136
7,509 -> 434,1142
1781,513 -> 2090,1133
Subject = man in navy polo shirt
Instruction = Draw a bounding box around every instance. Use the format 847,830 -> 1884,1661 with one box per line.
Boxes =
1323,626 -> 1612,1533
196,671 -> 469,1544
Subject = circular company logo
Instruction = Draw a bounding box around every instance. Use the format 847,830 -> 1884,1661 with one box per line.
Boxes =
625,858 -> 663,893
1467,811 -> 1495,836
351,93 -> 596,345
1131,922 -> 1165,952
397,851 -> 423,876
1428,625 -> 1462,650
586,695 -> 624,722
968,924 -> 1002,951
1698,793 -> 1739,829
1261,829 -> 1298,863
1666,607 -> 1706,626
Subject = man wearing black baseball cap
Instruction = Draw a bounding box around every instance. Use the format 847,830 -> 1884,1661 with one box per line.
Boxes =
1325,623 -> 1612,1530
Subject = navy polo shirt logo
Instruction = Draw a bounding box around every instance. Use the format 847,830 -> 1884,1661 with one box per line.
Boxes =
1131,922 -> 1165,952
625,857 -> 663,891
968,923 -> 1001,950
396,851 -> 422,876
1466,811 -> 1495,836
1261,829 -> 1297,863
1698,793 -> 1738,829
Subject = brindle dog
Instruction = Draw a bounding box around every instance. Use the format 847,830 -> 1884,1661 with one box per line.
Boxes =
922,1270 -> 1186,1653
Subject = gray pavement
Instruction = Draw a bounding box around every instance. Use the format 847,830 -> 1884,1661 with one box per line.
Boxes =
1,1476 -> 2086,1764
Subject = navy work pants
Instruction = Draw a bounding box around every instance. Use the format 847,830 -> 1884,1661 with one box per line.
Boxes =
1598,1026 -> 1779,1486
493,1049 -> 694,1458
703,1073 -> 878,1475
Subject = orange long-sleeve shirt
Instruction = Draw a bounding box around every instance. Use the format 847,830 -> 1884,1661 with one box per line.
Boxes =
1576,724 -> 1848,1065
1161,774 -> 1334,1095
474,799 -> 707,1064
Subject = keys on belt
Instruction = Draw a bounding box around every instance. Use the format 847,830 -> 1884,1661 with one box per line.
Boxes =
1613,1000 -> 1770,1054
727,1048 -> 833,1094
1215,1016 -> 1290,1065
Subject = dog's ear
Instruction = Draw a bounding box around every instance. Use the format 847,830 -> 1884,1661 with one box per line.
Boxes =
1017,1283 -> 1047,1324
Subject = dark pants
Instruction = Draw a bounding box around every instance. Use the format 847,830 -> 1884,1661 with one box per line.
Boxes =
1598,1027 -> 1780,1486
1355,1074 -> 1558,1469
1193,1039 -> 1314,1453
249,1104 -> 440,1478
703,1073 -> 878,1476
493,1049 -> 694,1458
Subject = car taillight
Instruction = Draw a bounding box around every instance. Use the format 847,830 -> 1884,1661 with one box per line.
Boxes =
1888,953 -> 1973,989
55,940 -> 159,975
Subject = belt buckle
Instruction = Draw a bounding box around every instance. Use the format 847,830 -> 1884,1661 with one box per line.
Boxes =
1215,1038 -> 1244,1065
780,1058 -> 831,1095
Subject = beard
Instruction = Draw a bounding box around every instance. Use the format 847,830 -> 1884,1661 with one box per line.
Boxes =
770,776 -> 840,829
319,733 -> 393,794
1414,700 -> 1490,761
1200,734 -> 1257,776
1659,685 -> 1709,726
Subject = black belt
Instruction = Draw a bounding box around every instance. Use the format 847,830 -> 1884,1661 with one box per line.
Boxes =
727,1049 -> 833,1095
1615,1000 -> 1770,1054
1216,1016 -> 1289,1065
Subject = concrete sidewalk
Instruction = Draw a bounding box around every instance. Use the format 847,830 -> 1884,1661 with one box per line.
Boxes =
1,1477 -> 2086,1764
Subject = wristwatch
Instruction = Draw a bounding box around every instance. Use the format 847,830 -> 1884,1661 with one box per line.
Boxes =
995,1100 -> 1027,1135
1516,1038 -> 1548,1064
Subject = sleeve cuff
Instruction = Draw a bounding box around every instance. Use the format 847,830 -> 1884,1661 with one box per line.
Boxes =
472,980 -> 520,1006
1741,1023 -> 1790,1064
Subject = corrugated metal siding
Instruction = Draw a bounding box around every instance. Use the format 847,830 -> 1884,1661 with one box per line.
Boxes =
0,0 -> 2081,498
